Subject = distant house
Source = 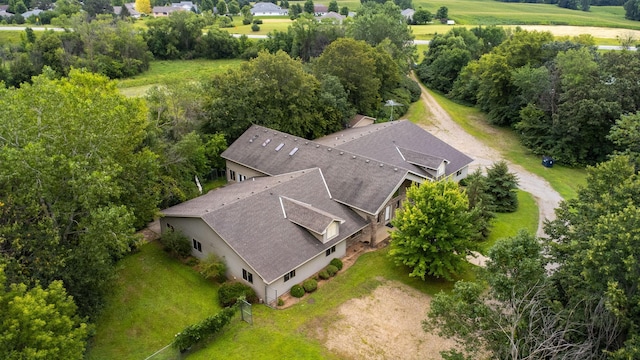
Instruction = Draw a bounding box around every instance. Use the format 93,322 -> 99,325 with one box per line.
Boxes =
400,8 -> 414,21
21,9 -> 43,19
113,3 -> 141,18
161,120 -> 472,304
0,9 -> 12,18
250,2 -> 288,16
447,19 -> 455,25
152,5 -> 187,16
313,4 -> 328,16
172,1 -> 197,11
317,11 -> 345,23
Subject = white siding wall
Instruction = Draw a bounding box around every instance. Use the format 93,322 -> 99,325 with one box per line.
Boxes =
264,240 -> 346,303
226,161 -> 266,182
159,217 -> 266,297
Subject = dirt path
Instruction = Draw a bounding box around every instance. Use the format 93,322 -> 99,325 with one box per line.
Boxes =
414,78 -> 563,240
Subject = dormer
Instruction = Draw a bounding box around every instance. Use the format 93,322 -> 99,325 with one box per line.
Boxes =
280,196 -> 345,243
397,147 -> 449,179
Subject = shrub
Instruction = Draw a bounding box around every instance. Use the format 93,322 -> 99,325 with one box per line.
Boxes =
290,284 -> 305,298
253,19 -> 263,24
277,298 -> 284,306
173,305 -> 237,352
218,282 -> 258,307
251,23 -> 260,32
199,253 -> 227,282
159,230 -> 192,258
302,278 -> 318,293
326,264 -> 339,277
318,269 -> 330,280
329,258 -> 343,271
242,18 -> 251,25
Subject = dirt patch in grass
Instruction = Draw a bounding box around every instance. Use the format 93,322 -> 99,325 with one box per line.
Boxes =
320,281 -> 456,360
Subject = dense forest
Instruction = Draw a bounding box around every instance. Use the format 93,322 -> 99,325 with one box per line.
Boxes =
417,27 -> 640,165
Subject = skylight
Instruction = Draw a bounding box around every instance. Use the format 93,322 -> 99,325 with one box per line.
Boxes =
289,147 -> 299,156
262,139 -> 271,147
275,143 -> 285,151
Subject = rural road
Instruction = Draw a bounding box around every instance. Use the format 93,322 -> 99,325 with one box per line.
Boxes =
412,75 -> 563,240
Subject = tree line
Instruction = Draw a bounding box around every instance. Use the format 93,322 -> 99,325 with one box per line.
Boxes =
417,27 -> 640,165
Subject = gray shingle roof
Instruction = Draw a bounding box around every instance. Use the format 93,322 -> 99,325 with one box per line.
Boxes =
281,196 -> 344,235
162,169 -> 367,284
315,120 -> 473,178
397,147 -> 445,170
222,126 -> 410,215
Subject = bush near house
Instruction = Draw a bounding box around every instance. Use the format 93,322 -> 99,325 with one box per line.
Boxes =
318,269 -> 331,280
198,253 -> 227,282
290,284 -> 305,298
159,230 -> 192,258
303,278 -> 318,293
329,258 -> 343,271
326,264 -> 339,277
218,282 -> 258,307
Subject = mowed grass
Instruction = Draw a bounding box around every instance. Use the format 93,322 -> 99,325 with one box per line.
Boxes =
0,30 -> 23,45
86,242 -> 222,360
423,88 -> 587,199
479,190 -> 539,254
87,243 -> 471,359
116,59 -> 244,96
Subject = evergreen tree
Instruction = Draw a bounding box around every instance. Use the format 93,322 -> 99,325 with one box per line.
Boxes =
485,161 -> 519,212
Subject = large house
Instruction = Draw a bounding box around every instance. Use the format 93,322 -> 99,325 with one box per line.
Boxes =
160,120 -> 472,304
250,2 -> 288,16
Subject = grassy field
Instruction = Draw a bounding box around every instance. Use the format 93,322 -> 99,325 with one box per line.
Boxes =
87,241 -> 470,359
0,30 -> 22,45
116,59 -> 244,96
424,88 -> 587,199
86,242 -> 222,360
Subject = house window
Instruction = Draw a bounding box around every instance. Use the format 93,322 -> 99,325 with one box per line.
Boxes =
384,206 -> 391,222
396,200 -> 401,209
242,269 -> 253,284
284,270 -> 296,282
166,223 -> 174,231
238,174 -> 246,182
192,239 -> 202,252
229,169 -> 236,181
456,170 -> 463,176
325,245 -> 336,256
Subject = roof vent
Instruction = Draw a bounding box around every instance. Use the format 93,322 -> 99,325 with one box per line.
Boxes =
380,164 -> 383,167
294,138 -> 298,142
249,139 -> 253,143
394,168 -> 398,171
352,155 -> 356,159
275,143 -> 285,151
327,148 -> 332,151
284,135 -> 288,138
316,144 -> 320,148
366,159 -> 370,163
262,139 -> 271,147
289,147 -> 299,156
339,151 -> 344,155
305,141 -> 309,145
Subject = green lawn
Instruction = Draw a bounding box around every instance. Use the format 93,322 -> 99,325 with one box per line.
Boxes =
86,242 -> 222,360
87,242 -> 471,359
479,190 -> 539,254
0,30 -> 23,45
116,59 -> 244,96
421,88 -> 587,199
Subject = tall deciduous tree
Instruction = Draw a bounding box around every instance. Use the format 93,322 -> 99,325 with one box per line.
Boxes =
0,70 -> 159,317
425,231 -> 618,359
545,155 -> 640,357
328,0 -> 338,12
135,0 -> 151,14
314,38 -> 381,115
202,50 -> 349,142
347,1 -> 415,67
0,267 -> 90,360
389,180 -> 476,281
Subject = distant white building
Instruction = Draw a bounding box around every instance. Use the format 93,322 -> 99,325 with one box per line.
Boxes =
113,3 -> 141,18
400,8 -> 414,21
250,2 -> 287,16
